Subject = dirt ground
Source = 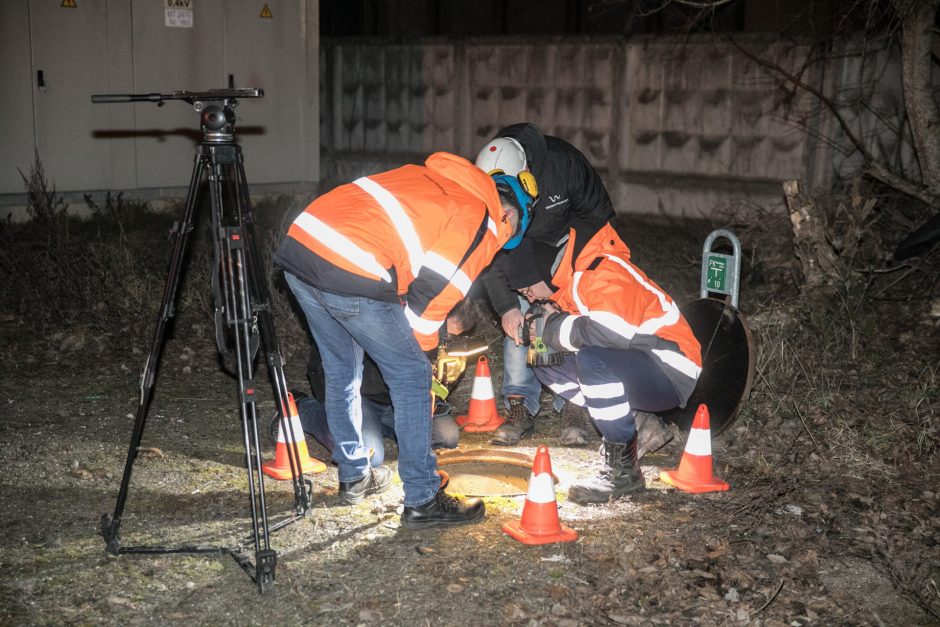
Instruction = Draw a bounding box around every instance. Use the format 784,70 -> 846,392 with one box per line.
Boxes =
1,200 -> 938,626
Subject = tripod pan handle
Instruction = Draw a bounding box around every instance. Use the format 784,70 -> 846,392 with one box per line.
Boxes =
91,93 -> 164,104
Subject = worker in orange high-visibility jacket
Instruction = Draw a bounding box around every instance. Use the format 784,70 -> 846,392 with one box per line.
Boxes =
274,151 -> 532,528
507,221 -> 702,505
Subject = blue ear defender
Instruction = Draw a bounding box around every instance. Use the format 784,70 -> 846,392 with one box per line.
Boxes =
492,173 -> 534,250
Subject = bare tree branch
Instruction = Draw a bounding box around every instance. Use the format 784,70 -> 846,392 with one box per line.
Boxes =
892,0 -> 940,191
726,22 -> 940,206
671,0 -> 734,7
866,161 -> 938,205
723,35 -> 875,160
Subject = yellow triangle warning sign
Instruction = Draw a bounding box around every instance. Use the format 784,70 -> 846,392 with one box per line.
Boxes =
260,4 -> 272,18
62,0 -> 77,7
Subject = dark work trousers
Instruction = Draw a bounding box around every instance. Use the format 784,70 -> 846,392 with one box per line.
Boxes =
532,346 -> 680,443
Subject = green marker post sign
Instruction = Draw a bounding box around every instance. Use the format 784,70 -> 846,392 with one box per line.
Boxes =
700,230 -> 741,308
706,253 -> 730,292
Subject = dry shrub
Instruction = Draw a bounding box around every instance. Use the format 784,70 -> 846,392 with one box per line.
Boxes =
1,160 -> 164,326
723,178 -> 939,472
18,150 -> 69,228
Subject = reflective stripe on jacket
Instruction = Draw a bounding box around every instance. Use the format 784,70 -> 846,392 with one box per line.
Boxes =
274,152 -> 514,350
542,224 -> 703,405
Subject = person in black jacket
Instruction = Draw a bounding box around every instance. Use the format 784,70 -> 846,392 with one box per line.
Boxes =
283,297 -> 487,468
475,123 -> 617,447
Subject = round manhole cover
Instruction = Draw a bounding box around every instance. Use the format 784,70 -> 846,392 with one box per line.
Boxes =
436,449 -> 558,497
660,298 -> 755,436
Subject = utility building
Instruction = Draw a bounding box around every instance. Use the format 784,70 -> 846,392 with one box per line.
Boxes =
0,0 -> 320,212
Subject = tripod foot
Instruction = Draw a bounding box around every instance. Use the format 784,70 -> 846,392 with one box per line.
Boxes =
101,513 -> 122,555
256,549 -> 277,594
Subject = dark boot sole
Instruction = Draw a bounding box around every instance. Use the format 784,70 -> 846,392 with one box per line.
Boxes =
560,427 -> 591,447
568,482 -> 646,505
637,427 -> 673,458
400,508 -> 486,528
340,493 -> 366,505
340,488 -> 391,506
339,478 -> 393,505
489,426 -> 535,446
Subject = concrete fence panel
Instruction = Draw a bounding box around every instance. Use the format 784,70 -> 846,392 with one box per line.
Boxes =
321,34 -> 923,217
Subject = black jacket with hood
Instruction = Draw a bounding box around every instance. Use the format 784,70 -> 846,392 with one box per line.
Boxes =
481,123 -> 615,316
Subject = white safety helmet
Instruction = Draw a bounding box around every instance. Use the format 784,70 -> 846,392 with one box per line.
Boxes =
475,137 -> 528,176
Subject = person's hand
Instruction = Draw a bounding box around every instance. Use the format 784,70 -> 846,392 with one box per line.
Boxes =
524,302 -> 562,348
540,300 -> 561,315
501,308 -> 525,345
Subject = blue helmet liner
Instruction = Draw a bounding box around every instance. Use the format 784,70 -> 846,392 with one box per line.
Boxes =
492,173 -> 534,250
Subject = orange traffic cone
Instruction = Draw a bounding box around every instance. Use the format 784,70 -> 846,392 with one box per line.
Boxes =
659,404 -> 729,493
455,356 -> 504,432
502,445 -> 578,545
262,393 -> 327,480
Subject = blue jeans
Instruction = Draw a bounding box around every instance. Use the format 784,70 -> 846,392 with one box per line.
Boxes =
532,346 -> 680,443
296,395 -> 459,466
502,297 -> 546,416
285,273 -> 439,507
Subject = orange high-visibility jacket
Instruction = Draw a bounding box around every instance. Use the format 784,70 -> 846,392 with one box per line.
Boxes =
542,223 -> 703,404
275,152 -> 515,350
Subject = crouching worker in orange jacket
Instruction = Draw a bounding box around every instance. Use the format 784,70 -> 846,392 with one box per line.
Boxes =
507,222 -> 702,504
274,152 -> 531,527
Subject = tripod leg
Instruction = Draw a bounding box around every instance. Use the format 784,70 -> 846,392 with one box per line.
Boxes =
231,150 -> 312,513
102,155 -> 207,555
209,145 -> 288,593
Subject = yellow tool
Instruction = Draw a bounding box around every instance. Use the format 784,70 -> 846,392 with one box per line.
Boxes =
433,340 -> 488,399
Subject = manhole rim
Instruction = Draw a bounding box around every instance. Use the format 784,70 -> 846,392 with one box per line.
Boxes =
436,448 -> 561,495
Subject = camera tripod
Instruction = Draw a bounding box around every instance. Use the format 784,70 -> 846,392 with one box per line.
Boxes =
91,89 -> 312,594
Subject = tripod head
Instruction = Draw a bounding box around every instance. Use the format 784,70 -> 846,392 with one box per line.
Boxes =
91,88 -> 263,143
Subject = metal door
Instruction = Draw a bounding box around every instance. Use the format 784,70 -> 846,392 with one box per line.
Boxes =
26,0 -> 113,193
0,2 -> 36,195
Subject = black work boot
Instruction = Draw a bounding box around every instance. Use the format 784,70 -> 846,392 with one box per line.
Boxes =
339,465 -> 393,505
635,411 -> 673,459
401,489 -> 486,528
559,402 -> 592,447
568,436 -> 645,504
490,395 -> 534,446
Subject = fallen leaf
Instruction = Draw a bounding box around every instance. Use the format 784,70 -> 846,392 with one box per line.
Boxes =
139,447 -> 165,460
358,609 -> 383,622
699,588 -> 722,601
69,466 -> 93,480
706,544 -> 730,559
504,603 -> 526,620
608,611 -> 636,625
446,583 -> 464,593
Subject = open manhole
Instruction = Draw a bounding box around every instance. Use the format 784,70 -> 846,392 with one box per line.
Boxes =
436,449 -> 558,497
